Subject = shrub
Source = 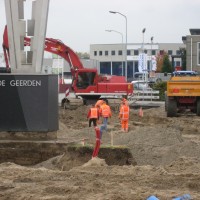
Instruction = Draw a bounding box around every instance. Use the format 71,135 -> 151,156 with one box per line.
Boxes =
152,81 -> 167,101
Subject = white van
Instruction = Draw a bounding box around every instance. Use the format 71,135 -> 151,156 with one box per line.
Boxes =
131,80 -> 149,90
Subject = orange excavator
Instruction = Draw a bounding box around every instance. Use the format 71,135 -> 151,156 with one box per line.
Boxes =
2,26 -> 133,107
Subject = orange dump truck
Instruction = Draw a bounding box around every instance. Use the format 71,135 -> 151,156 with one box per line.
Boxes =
165,71 -> 200,117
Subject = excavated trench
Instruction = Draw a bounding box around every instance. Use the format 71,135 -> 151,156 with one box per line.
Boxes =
0,138 -> 135,168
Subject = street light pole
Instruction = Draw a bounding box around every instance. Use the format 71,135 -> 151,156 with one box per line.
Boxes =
150,36 -> 154,72
142,28 -> 146,82
109,11 -> 127,81
142,28 -> 146,53
105,29 -> 124,76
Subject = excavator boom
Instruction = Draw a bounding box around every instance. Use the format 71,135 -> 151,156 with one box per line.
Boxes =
2,25 -> 133,107
3,25 -> 84,77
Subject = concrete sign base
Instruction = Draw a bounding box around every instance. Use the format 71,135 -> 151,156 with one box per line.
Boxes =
0,74 -> 58,132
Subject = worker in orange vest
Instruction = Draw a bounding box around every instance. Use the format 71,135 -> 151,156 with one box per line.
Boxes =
95,99 -> 104,125
95,99 -> 104,108
87,104 -> 99,127
119,101 -> 130,132
99,100 -> 112,138
121,97 -> 128,106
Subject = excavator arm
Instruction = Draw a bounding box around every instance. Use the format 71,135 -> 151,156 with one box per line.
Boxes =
2,25 -> 133,107
2,25 -> 84,77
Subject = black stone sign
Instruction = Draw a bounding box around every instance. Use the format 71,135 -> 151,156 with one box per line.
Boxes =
0,74 -> 58,132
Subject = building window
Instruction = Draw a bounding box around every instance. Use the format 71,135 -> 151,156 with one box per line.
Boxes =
118,50 -> 122,55
112,62 -> 123,76
147,60 -> 151,71
176,61 -> 181,66
198,43 -> 200,65
151,50 -> 156,55
127,61 -> 133,79
134,61 -> 139,72
134,50 -> 139,55
99,51 -> 102,56
105,51 -> 108,56
160,50 -> 164,55
144,50 -> 147,54
111,50 -> 115,56
168,50 -> 173,55
176,50 -> 180,55
127,50 -> 131,56
94,51 -> 97,56
100,62 -> 111,75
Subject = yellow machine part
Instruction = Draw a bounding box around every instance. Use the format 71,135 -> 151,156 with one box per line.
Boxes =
167,76 -> 200,97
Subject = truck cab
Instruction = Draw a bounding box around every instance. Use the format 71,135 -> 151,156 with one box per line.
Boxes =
171,71 -> 198,77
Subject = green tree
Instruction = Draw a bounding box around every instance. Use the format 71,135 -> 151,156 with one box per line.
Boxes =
180,47 -> 186,70
76,52 -> 90,59
152,81 -> 167,101
161,54 -> 173,73
156,52 -> 163,72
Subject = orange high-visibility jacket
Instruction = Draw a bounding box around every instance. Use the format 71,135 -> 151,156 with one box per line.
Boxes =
95,100 -> 103,108
99,104 -> 111,118
121,98 -> 129,106
119,105 -> 129,120
87,107 -> 98,119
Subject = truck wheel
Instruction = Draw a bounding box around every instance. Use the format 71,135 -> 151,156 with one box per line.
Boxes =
196,100 -> 200,116
167,99 -> 177,117
61,98 -> 66,107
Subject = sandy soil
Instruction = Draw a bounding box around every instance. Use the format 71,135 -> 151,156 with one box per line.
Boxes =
1,104 -> 200,199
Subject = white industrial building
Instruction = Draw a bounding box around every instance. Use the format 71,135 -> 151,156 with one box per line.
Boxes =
90,43 -> 185,81
1,29 -> 200,79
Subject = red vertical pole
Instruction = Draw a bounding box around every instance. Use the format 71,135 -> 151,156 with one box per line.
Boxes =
92,126 -> 101,158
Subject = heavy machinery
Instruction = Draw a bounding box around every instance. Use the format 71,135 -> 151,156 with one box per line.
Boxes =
3,26 -> 133,108
165,70 -> 200,117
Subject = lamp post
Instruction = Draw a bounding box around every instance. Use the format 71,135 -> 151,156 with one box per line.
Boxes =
109,11 -> 127,81
142,28 -> 146,53
105,29 -> 124,76
150,36 -> 154,72
142,28 -> 146,82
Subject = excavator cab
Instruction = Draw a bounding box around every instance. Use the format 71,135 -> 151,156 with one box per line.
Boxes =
76,71 -> 96,89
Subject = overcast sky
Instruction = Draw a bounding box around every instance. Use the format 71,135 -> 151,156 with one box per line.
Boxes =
0,0 -> 200,53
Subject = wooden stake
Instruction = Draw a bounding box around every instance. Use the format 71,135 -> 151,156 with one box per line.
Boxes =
111,131 -> 113,146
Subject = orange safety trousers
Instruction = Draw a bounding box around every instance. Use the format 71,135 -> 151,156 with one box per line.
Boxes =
121,120 -> 129,131
120,105 -> 129,132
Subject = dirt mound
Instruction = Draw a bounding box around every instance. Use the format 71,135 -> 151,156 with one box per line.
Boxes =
82,157 -> 107,167
1,105 -> 200,199
57,105 -> 200,167
59,105 -> 89,129
34,145 -> 136,171
165,156 -> 200,174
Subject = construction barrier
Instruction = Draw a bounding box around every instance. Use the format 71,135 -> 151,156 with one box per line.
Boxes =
128,88 -> 159,105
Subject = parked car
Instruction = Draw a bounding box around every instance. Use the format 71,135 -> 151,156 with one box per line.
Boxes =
131,80 -> 149,90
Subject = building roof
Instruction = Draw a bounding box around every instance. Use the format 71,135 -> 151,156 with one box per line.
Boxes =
189,29 -> 200,35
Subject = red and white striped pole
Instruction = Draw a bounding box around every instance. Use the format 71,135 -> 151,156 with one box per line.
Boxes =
92,126 -> 101,158
65,87 -> 70,97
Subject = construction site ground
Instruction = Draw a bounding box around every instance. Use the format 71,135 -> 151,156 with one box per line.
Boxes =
1,104 -> 200,199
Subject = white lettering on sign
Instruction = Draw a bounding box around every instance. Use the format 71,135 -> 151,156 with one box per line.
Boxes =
10,80 -> 42,87
0,80 -> 42,87
0,80 -> 6,86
